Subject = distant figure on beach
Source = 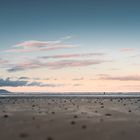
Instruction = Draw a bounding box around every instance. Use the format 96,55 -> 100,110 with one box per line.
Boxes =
104,92 -> 105,95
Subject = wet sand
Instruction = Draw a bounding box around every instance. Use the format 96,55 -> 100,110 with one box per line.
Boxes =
0,97 -> 140,140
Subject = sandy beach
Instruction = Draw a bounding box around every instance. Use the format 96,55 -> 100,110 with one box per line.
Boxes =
0,96 -> 140,140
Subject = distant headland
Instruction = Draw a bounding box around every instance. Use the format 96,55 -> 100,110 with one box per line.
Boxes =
0,89 -> 12,94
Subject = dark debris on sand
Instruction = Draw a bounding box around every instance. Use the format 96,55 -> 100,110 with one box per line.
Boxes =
19,133 -> 29,138
0,97 -> 140,140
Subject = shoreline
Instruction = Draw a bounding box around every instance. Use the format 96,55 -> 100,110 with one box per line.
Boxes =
1,93 -> 140,98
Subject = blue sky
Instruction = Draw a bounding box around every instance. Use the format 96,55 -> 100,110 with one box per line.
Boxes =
0,0 -> 140,92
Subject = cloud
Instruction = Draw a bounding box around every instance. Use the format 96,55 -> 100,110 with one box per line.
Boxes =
0,78 -> 63,87
73,84 -> 82,86
120,85 -> 140,88
120,48 -> 135,52
0,58 -> 9,65
43,59 -> 109,69
60,35 -> 72,40
0,78 -> 28,87
7,59 -> 43,72
39,53 -> 105,59
72,77 -> 84,80
8,67 -> 24,72
14,40 -> 61,48
7,59 -> 109,72
18,77 -> 45,80
98,74 -> 140,81
18,77 -> 30,80
5,40 -> 77,53
26,81 -> 62,87
130,54 -> 140,58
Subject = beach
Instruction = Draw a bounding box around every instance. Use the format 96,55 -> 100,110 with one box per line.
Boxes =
0,96 -> 140,140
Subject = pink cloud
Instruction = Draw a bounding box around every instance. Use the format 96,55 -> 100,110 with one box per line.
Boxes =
120,48 -> 135,52
8,59 -> 109,72
98,74 -> 140,81
47,59 -> 108,69
40,53 -> 105,59
72,77 -> 84,80
5,40 -> 77,53
0,58 -> 9,68
14,40 -> 61,48
0,58 -> 8,64
73,84 -> 82,86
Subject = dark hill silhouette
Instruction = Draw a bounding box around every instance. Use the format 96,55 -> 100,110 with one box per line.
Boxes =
0,89 -> 11,94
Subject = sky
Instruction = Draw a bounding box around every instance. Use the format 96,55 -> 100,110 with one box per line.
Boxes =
0,0 -> 140,92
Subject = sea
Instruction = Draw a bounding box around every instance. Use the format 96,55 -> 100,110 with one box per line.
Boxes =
0,92 -> 140,98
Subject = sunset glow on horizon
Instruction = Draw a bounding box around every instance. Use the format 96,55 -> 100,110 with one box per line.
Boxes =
0,0 -> 140,92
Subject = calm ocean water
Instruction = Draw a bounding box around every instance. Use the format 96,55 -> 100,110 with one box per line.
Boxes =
0,92 -> 140,98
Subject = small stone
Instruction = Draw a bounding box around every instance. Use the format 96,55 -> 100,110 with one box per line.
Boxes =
105,113 -> 112,117
70,121 -> 76,125
82,125 -> 87,129
47,136 -> 53,140
73,115 -> 78,118
4,114 -> 8,118
19,133 -> 29,138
